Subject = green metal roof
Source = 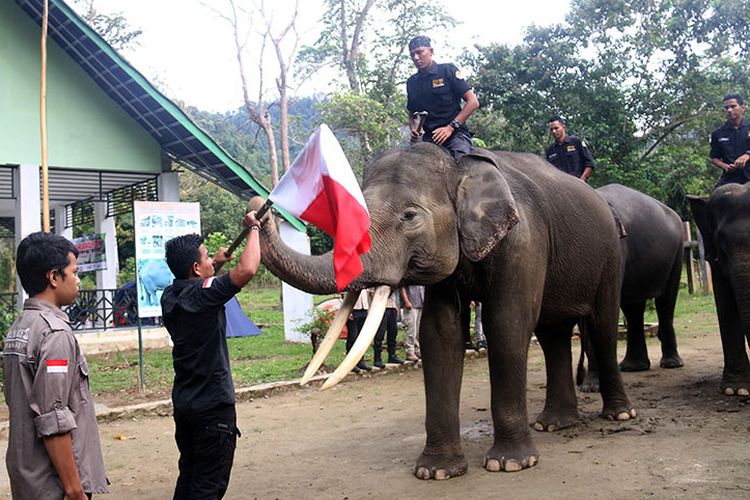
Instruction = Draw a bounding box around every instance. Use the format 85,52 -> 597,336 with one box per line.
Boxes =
15,0 -> 305,231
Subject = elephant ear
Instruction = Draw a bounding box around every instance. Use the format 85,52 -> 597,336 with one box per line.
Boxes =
452,152 -> 520,262
687,195 -> 716,262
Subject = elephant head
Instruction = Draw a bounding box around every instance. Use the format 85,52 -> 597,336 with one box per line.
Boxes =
689,183 -> 750,394
251,143 -> 519,384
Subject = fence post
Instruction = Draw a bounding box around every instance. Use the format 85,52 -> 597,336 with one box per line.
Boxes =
695,226 -> 712,294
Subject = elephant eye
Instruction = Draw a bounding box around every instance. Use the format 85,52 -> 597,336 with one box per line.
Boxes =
402,210 -> 418,222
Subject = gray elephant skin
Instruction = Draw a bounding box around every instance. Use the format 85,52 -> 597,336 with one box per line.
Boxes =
689,184 -> 750,396
252,144 -> 636,479
580,184 -> 685,391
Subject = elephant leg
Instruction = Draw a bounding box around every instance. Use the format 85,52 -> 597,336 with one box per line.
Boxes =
619,301 -> 650,372
584,285 -> 636,421
713,273 -> 750,396
655,257 -> 683,369
534,323 -> 580,431
578,321 -> 600,393
414,285 -> 468,480
482,301 -> 539,472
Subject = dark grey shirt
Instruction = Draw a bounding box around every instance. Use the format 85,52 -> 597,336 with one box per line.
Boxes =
3,298 -> 108,499
404,286 -> 425,309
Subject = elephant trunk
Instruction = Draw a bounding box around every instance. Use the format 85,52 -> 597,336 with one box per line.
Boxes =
257,218 -> 337,294
730,260 -> 750,332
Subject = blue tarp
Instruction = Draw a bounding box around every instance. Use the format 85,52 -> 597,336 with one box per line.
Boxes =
225,296 -> 263,337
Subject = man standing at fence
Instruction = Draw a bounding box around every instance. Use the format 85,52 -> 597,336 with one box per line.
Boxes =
3,232 -> 108,499
161,210 -> 261,499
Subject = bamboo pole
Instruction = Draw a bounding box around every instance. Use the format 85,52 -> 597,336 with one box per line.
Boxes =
40,0 -> 50,232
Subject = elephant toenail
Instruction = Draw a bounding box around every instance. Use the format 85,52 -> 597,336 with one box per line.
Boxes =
533,422 -> 544,431
504,459 -> 522,472
434,470 -> 449,480
547,424 -> 558,432
724,387 -> 735,396
415,467 -> 430,480
630,409 -> 637,418
738,388 -> 749,397
616,411 -> 630,421
485,458 -> 501,472
606,414 -> 615,421
528,456 -> 539,467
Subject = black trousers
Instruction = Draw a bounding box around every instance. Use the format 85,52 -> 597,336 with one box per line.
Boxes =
374,308 -> 398,361
173,403 -> 239,500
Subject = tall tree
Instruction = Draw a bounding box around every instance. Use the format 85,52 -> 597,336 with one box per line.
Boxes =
73,0 -> 142,50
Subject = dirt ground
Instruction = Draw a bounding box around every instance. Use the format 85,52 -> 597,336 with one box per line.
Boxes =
1,330 -> 750,499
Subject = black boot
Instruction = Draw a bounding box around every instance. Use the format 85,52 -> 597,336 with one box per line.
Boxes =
357,359 -> 373,371
373,351 -> 385,369
388,354 -> 405,364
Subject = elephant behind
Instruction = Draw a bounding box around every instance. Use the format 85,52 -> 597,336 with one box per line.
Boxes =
689,184 -> 750,396
251,144 -> 635,480
580,184 -> 685,391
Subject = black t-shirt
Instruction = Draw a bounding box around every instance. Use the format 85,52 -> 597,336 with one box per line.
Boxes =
710,119 -> 750,184
161,273 -> 240,412
545,135 -> 596,178
407,62 -> 472,134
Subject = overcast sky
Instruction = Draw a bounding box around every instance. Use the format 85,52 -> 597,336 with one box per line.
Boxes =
85,0 -> 570,112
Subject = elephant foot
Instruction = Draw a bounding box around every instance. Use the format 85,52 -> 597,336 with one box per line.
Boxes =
533,408 -> 580,432
483,441 -> 539,473
414,451 -> 468,480
619,356 -> 650,372
579,373 -> 600,393
602,404 -> 637,422
659,354 -> 684,369
721,372 -> 750,397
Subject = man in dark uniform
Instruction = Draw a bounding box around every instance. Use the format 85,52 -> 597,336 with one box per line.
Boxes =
546,115 -> 595,183
406,35 -> 479,160
161,210 -> 261,499
710,92 -> 750,186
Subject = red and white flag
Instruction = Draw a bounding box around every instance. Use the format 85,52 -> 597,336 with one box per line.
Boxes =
46,359 -> 68,374
269,124 -> 371,290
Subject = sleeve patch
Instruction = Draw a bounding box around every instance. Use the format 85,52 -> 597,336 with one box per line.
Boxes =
202,277 -> 216,288
46,359 -> 68,373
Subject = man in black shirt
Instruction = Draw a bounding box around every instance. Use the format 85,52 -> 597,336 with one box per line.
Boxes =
406,35 -> 479,160
161,210 -> 261,499
710,93 -> 750,186
545,116 -> 595,183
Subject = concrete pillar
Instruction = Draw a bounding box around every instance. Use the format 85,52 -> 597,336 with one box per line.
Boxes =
94,201 -> 118,290
158,172 -> 179,202
279,220 -> 313,343
54,205 -> 73,241
15,164 -> 41,308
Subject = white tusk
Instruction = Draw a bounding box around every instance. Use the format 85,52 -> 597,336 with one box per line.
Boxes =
321,285 -> 391,390
300,290 -> 358,385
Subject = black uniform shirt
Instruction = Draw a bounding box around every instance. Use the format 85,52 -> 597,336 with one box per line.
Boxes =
407,62 -> 472,134
545,135 -> 596,178
161,273 -> 240,412
710,119 -> 750,184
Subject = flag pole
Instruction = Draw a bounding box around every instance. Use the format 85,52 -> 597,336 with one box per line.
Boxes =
40,0 -> 50,232
214,198 -> 273,272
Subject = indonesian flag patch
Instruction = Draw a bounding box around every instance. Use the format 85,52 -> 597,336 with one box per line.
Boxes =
202,277 -> 216,288
46,359 -> 68,373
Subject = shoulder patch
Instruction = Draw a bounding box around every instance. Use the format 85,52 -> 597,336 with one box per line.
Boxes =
581,140 -> 588,148
46,359 -> 69,373
202,277 -> 216,288
455,69 -> 463,80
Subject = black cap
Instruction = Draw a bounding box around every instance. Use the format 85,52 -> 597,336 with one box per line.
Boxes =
408,35 -> 431,52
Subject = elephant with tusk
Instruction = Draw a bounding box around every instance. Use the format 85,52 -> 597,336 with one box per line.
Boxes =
248,143 -> 635,480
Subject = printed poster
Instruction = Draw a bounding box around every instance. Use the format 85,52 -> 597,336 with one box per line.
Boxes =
72,233 -> 107,272
133,201 -> 200,318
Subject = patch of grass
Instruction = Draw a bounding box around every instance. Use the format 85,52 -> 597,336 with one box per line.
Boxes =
84,286 -> 347,403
